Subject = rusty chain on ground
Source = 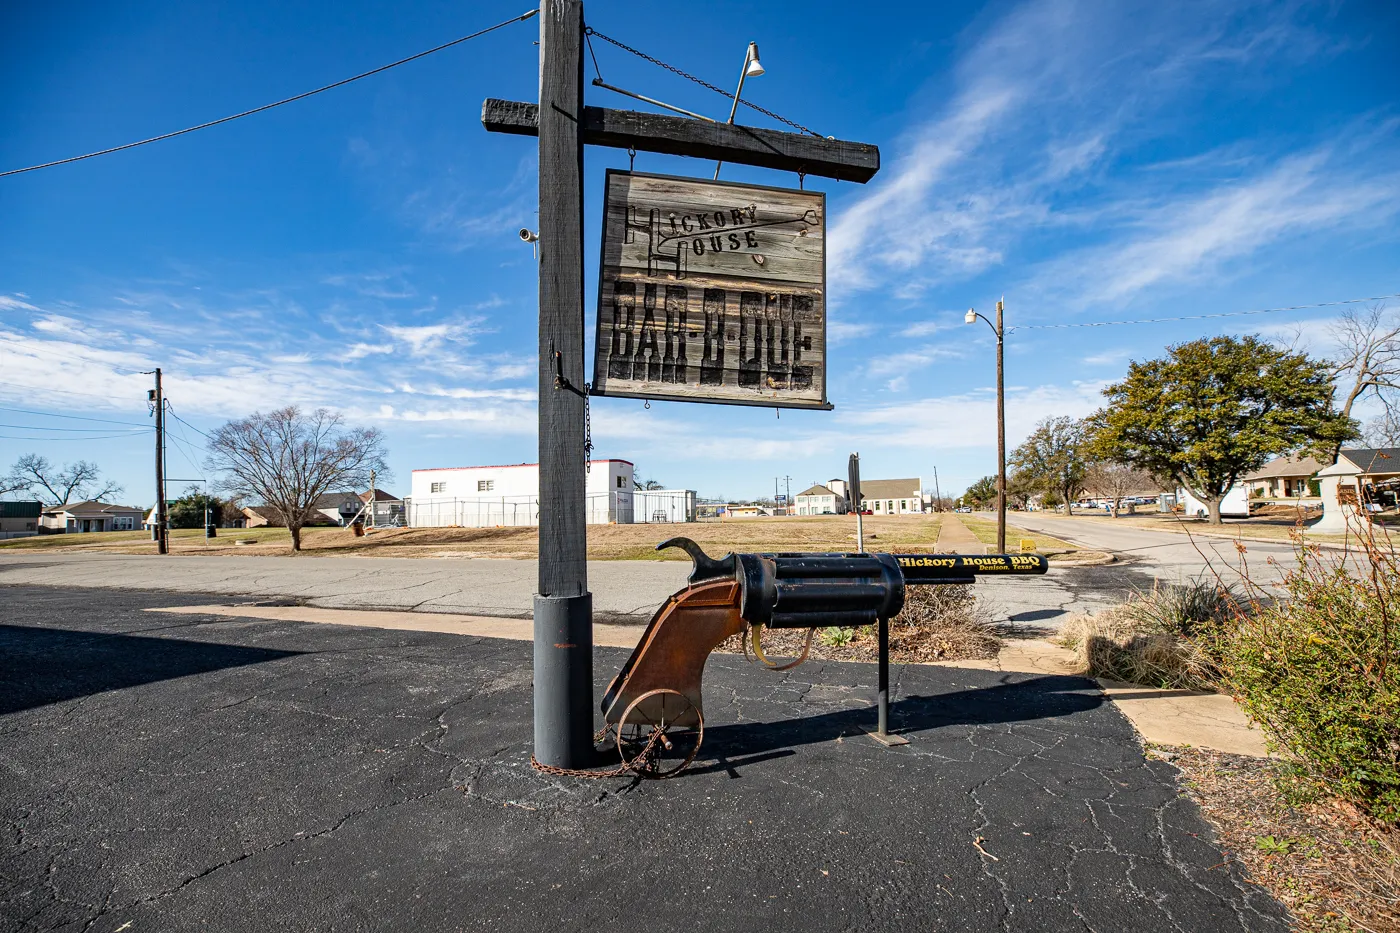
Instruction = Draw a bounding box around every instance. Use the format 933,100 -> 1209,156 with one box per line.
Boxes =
529,723 -> 665,780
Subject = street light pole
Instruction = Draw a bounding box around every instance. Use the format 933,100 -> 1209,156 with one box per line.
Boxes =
966,300 -> 1007,553
995,298 -> 1006,553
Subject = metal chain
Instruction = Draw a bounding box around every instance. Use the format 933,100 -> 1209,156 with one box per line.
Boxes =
584,27 -> 823,137
583,382 -> 593,473
529,723 -> 664,779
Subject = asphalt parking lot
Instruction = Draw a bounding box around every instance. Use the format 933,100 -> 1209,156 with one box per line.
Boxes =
0,585 -> 1288,932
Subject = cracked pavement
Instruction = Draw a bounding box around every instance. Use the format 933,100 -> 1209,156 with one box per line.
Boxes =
0,585 -> 1288,932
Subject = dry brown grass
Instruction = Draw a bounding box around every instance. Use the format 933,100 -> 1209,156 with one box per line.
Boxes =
1167,746 -> 1400,932
0,514 -> 944,561
719,584 -> 1003,664
1056,582 -> 1227,689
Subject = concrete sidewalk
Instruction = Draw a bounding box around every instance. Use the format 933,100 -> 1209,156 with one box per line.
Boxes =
934,513 -> 985,553
0,585 -> 1289,932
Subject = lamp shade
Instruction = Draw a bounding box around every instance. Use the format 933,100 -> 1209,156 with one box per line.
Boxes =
965,309 -> 977,324
746,42 -> 765,76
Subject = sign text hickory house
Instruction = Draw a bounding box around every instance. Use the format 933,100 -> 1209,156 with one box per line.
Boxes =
591,171 -> 829,410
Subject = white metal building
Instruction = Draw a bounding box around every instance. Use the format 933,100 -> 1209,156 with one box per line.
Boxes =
408,460 -> 635,527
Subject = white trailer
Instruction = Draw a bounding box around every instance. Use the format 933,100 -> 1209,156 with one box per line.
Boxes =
1176,484 -> 1250,519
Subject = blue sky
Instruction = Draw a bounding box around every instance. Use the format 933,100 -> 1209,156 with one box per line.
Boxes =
2,0 -> 1398,506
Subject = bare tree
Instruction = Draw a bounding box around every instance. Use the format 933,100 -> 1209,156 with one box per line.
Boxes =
4,454 -> 123,506
1082,461 -> 1157,518
1363,410 -> 1400,448
206,407 -> 388,552
1328,304 -> 1400,458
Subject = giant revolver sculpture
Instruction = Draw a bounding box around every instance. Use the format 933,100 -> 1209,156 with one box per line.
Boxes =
599,538 -> 1048,776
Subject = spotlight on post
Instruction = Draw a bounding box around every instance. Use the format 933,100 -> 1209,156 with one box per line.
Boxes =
714,41 -> 766,179
745,42 -> 765,77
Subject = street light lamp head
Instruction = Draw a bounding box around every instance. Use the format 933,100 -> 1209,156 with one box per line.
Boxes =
965,308 -> 977,324
745,42 -> 765,77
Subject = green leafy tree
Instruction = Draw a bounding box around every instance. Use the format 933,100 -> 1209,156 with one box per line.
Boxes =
168,487 -> 227,529
963,475 -> 998,508
1089,335 -> 1354,524
1010,416 -> 1088,515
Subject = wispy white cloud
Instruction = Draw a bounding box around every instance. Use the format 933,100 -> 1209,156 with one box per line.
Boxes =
1036,150 -> 1400,305
0,295 -> 41,312
826,0 -> 1377,308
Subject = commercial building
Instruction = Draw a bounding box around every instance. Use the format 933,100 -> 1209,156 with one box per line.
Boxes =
857,478 -> 924,515
0,501 -> 42,539
407,459 -> 690,527
794,484 -> 846,515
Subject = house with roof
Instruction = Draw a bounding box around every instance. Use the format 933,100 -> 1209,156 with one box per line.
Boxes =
1313,448 -> 1400,533
39,500 -> 147,534
1243,454 -> 1323,500
857,477 -> 924,515
794,484 -> 846,515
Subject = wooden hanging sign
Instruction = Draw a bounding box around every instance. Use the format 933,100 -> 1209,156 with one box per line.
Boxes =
591,170 -> 829,409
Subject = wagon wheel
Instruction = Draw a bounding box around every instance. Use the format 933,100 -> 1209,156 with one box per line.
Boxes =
616,688 -> 703,779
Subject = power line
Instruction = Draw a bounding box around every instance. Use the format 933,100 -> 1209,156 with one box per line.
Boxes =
166,409 -> 214,440
0,422 -> 149,432
1013,294 -> 1400,331
0,406 -> 151,427
0,9 -> 540,179
0,432 -> 151,441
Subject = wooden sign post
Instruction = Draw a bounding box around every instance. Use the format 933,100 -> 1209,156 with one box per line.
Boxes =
486,0 -> 879,770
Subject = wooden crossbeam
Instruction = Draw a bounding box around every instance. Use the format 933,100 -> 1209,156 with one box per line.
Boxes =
482,98 -> 880,183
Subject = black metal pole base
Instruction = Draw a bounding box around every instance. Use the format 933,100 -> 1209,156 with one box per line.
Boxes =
867,614 -> 909,747
533,593 -> 596,768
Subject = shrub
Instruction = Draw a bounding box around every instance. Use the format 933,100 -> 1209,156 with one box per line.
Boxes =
1222,532 -> 1400,826
1057,580 -> 1230,689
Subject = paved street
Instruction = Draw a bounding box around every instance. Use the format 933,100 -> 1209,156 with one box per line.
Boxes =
0,548 -> 1149,629
0,515 -> 1280,629
999,512 -> 1298,589
0,586 -> 1288,932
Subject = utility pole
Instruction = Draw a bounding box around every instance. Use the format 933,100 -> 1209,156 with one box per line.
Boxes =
532,0 -> 592,770
783,475 -> 792,509
369,469 -> 377,529
932,465 -> 942,513
150,368 -> 168,555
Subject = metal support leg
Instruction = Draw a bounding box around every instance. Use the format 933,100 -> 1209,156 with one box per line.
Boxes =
868,614 -> 908,747
533,593 -> 596,766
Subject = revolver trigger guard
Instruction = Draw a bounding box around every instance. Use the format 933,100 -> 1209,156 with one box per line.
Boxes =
749,623 -> 815,672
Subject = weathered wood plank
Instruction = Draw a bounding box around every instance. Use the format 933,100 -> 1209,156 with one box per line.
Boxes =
482,98 -> 880,183
592,171 -> 829,409
535,2 -> 587,598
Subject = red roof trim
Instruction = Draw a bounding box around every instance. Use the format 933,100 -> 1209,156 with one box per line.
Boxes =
412,459 -> 633,473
